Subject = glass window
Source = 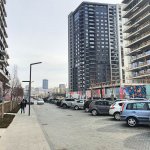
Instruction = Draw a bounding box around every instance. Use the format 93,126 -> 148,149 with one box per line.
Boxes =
95,101 -> 103,105
126,103 -> 132,110
127,102 -> 148,110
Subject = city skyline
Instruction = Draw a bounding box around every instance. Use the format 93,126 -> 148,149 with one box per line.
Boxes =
6,0 -> 122,88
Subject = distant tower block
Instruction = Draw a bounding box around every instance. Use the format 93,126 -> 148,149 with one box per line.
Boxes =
43,79 -> 48,89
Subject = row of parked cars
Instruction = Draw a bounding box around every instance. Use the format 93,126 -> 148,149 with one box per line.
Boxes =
48,98 -> 150,127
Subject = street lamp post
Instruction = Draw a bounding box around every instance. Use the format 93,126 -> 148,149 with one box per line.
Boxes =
28,62 -> 42,116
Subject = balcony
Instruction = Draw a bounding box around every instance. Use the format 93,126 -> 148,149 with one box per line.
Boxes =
0,67 -> 10,82
0,13 -> 7,27
130,52 -> 150,63
124,5 -> 149,27
122,0 -> 131,4
132,71 -> 150,79
123,0 -> 149,18
122,0 -> 134,11
128,3 -> 149,20
0,28 -> 8,43
3,0 -> 6,5
0,1 -> 7,17
125,40 -> 150,56
124,21 -> 150,40
125,31 -> 150,48
123,12 -> 150,33
126,61 -> 150,71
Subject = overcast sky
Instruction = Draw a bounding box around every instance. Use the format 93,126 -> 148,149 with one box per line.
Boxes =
6,0 -> 122,88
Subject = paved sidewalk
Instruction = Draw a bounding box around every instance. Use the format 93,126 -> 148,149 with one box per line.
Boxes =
0,106 -> 51,150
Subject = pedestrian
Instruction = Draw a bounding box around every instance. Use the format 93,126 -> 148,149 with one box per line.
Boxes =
20,100 -> 25,114
23,99 -> 27,108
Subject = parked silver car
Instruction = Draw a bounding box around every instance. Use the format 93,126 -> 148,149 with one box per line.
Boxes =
61,98 -> 75,108
37,98 -> 44,105
71,99 -> 85,110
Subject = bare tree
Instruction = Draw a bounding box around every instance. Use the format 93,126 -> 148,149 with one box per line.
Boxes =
10,65 -> 21,101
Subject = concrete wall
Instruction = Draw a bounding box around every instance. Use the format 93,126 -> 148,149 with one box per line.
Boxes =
0,101 -> 18,117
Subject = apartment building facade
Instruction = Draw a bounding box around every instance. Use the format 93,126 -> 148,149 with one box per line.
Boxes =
68,2 -> 123,93
122,0 -> 150,84
0,0 -> 10,95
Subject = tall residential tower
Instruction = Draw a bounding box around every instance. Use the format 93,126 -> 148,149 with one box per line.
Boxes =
122,0 -> 150,84
0,0 -> 10,93
68,2 -> 123,93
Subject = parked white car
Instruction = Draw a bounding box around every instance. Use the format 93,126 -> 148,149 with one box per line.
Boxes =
37,99 -> 44,105
71,99 -> 85,110
109,100 -> 127,120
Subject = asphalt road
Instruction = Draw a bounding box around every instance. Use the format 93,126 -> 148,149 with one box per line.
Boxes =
33,103 -> 150,150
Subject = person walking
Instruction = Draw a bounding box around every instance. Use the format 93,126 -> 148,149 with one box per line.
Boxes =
20,100 -> 25,114
23,99 -> 27,108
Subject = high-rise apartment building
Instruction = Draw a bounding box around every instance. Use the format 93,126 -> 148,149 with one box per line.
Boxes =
122,0 -> 150,84
0,0 -> 10,93
68,2 -> 123,93
42,79 -> 48,89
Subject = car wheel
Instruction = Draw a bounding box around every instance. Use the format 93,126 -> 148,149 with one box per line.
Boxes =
85,108 -> 89,112
127,117 -> 137,127
62,104 -> 67,109
91,110 -> 97,116
74,106 -> 79,110
114,112 -> 120,121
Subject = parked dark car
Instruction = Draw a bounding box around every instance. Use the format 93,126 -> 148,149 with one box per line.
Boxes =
50,99 -> 58,104
83,100 -> 93,112
56,99 -> 63,106
89,100 -> 112,116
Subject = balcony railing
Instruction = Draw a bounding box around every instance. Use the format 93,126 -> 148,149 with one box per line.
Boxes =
132,71 -> 150,78
126,61 -> 150,71
127,3 -> 149,21
122,0 -> 135,11
0,67 -> 10,81
125,39 -> 150,55
122,0 -> 148,18
123,12 -> 149,33
125,31 -> 150,47
130,51 -> 150,63
124,21 -> 149,39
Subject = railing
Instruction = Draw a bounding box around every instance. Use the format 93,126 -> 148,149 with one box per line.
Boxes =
130,52 -> 150,62
125,31 -> 150,47
125,39 -> 150,55
122,0 -> 134,10
124,12 -> 149,32
124,21 -> 149,39
130,40 -> 150,51
128,3 -> 149,20
126,61 -> 150,71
